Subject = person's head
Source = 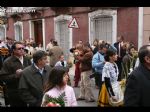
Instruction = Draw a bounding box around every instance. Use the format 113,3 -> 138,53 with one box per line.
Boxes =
50,38 -> 54,44
138,45 -> 150,67
75,43 -> 83,51
52,40 -> 58,46
33,50 -> 48,68
78,40 -> 83,44
11,41 -> 25,57
6,37 -> 13,44
104,49 -> 118,62
83,45 -> 92,54
98,44 -> 108,54
59,55 -> 65,62
93,38 -> 99,46
117,35 -> 124,42
128,46 -> 136,56
44,66 -> 69,93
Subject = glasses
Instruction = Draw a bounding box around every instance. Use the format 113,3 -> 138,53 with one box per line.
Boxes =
16,47 -> 24,50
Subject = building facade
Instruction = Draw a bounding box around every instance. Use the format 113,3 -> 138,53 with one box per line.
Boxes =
0,7 -> 147,57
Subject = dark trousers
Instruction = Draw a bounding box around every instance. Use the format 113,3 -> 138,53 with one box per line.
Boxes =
74,62 -> 81,87
94,72 -> 102,90
6,89 -> 27,107
116,57 -> 122,81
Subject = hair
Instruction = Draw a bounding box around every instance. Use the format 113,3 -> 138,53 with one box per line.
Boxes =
11,41 -> 23,51
98,44 -> 108,50
50,38 -> 54,42
120,35 -> 124,41
128,46 -> 135,53
104,49 -> 117,61
52,40 -> 58,46
33,50 -> 47,63
138,45 -> 150,64
44,66 -> 68,93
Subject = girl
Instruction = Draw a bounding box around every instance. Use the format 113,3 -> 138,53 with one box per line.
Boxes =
41,66 -> 77,107
98,49 -> 124,107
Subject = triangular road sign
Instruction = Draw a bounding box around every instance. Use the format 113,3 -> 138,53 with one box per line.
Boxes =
68,18 -> 79,28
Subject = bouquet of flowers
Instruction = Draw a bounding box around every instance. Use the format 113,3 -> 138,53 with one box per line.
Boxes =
44,92 -> 66,107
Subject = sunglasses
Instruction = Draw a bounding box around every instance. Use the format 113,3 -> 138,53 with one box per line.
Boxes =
16,47 -> 24,50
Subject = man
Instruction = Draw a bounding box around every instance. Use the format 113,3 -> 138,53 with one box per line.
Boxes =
114,36 -> 125,81
124,45 -> 150,106
46,38 -> 54,52
19,50 -> 52,106
0,41 -> 31,106
77,45 -> 95,102
92,44 -> 107,90
49,40 -> 63,67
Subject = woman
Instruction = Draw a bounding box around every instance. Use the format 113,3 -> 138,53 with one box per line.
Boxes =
98,49 -> 124,107
41,66 -> 77,107
122,46 -> 137,79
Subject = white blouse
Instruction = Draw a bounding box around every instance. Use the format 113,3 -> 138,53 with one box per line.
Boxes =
102,62 -> 119,83
41,85 -> 77,107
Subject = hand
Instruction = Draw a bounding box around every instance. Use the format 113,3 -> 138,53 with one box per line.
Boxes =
111,96 -> 118,102
15,69 -> 23,78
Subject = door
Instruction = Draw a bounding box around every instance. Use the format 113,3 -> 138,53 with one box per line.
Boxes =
57,20 -> 70,60
34,20 -> 43,46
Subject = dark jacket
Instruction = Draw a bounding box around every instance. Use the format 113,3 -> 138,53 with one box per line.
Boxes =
0,55 -> 31,89
78,50 -> 93,72
124,64 -> 150,106
19,65 -> 51,106
0,55 -> 31,106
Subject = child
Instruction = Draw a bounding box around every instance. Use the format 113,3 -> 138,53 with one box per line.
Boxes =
55,55 -> 71,86
41,66 -> 77,107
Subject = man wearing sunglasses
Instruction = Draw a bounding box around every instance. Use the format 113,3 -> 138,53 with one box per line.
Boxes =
0,41 -> 31,107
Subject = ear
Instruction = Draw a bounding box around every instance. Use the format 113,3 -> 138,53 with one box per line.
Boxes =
144,56 -> 150,63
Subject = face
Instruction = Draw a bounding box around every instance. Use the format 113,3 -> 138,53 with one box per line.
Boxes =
110,53 -> 118,62
130,48 -> 135,56
79,40 -> 83,44
93,41 -> 98,46
60,55 -> 65,61
102,47 -> 107,54
63,72 -> 69,85
13,44 -> 25,57
39,56 -> 48,67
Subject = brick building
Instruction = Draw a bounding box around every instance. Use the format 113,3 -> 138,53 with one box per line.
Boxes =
0,7 -> 148,58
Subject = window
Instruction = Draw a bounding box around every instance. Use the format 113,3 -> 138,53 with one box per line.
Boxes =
14,21 -> 23,41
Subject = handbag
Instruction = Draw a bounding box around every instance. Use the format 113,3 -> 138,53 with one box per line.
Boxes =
107,82 -> 124,107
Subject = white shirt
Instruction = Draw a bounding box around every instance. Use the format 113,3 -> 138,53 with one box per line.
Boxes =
34,63 -> 44,75
16,56 -> 23,65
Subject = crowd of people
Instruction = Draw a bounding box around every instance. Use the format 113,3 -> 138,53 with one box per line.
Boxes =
0,35 -> 149,107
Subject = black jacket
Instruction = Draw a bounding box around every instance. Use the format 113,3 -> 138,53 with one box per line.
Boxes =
124,64 -> 150,106
19,65 -> 52,106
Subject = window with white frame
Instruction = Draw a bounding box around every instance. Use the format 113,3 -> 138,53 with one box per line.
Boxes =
94,15 -> 113,43
54,15 -> 72,60
14,21 -> 23,41
0,25 -> 5,40
89,9 -> 117,45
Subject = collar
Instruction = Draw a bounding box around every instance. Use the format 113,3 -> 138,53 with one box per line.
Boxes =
34,63 -> 44,75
